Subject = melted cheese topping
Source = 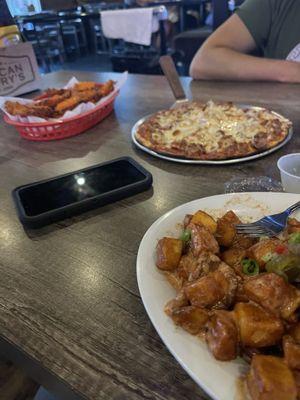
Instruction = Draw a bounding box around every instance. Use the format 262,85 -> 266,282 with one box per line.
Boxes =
150,101 -> 290,152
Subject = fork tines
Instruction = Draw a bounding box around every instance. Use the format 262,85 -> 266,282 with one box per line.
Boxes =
235,224 -> 275,237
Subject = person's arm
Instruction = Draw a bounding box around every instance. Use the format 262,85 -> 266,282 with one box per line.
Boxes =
189,14 -> 300,82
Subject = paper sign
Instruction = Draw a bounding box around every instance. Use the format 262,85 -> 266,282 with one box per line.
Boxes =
0,42 -> 41,96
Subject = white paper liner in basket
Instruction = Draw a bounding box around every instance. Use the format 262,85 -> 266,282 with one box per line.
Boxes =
0,72 -> 127,123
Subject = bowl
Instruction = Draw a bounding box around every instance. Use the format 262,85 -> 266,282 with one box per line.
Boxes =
277,153 -> 300,193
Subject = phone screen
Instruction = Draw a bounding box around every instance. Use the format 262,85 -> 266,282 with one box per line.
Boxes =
18,160 -> 146,216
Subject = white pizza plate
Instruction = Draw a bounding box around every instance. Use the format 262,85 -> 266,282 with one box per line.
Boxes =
136,192 -> 300,400
131,108 -> 293,164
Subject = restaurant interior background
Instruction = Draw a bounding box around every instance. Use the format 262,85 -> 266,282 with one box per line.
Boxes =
4,0 -> 244,76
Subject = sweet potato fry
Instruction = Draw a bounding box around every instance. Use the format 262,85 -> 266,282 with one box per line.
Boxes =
5,79 -> 114,119
73,81 -> 98,92
98,80 -> 114,96
5,101 -> 52,118
38,90 -> 71,107
55,96 -> 81,114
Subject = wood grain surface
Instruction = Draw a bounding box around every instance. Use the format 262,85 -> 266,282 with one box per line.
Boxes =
0,71 -> 299,400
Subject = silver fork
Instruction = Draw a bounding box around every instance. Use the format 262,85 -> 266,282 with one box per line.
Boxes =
235,201 -> 300,237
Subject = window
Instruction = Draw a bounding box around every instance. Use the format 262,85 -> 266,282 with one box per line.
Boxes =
6,0 -> 42,16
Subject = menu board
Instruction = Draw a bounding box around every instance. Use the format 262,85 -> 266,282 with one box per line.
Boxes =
0,42 -> 41,96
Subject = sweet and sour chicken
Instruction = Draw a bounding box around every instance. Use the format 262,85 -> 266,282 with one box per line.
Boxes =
156,209 -> 300,400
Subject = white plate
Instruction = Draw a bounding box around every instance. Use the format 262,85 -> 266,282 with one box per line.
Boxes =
131,108 -> 293,165
136,192 -> 300,400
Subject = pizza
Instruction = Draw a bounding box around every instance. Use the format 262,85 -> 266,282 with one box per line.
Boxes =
135,101 -> 292,160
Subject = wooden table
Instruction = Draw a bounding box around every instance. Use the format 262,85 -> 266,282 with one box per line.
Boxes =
0,71 -> 299,400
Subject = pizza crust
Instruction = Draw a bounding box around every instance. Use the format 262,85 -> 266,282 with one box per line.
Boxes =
135,101 -> 291,160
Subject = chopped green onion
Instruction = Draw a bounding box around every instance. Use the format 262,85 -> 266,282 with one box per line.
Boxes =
289,232 -> 300,244
180,229 -> 191,242
288,242 -> 300,257
259,236 -> 269,242
242,258 -> 259,276
261,252 -> 277,263
265,254 -> 300,282
266,254 -> 299,272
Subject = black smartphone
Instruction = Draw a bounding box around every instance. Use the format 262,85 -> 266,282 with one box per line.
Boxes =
12,157 -> 152,228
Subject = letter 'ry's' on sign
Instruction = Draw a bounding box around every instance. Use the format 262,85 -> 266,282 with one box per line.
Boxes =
0,42 -> 41,96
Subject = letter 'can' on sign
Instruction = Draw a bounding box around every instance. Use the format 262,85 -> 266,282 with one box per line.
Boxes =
0,42 -> 41,96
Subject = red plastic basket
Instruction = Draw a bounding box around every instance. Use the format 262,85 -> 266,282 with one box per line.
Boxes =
3,91 -> 119,141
